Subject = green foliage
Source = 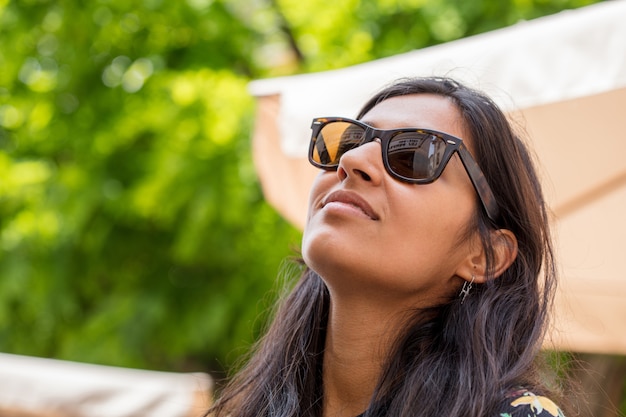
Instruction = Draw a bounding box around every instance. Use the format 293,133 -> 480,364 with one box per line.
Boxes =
0,0 -> 603,375
0,0 -> 302,372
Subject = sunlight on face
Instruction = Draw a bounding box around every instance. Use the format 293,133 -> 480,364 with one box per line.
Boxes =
302,94 -> 479,308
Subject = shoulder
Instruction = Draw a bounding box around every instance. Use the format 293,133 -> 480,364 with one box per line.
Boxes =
497,388 -> 566,417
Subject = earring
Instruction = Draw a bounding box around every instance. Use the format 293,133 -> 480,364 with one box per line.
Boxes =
459,274 -> 475,304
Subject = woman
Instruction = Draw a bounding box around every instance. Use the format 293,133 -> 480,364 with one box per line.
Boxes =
208,77 -> 569,417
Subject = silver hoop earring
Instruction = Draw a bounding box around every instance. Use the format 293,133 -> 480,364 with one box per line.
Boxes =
459,275 -> 475,304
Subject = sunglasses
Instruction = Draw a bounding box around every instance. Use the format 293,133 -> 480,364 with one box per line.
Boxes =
308,117 -> 500,225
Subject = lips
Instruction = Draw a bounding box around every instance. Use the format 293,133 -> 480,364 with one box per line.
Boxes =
322,190 -> 380,220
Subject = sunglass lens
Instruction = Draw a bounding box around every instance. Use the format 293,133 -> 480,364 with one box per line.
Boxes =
387,132 -> 446,180
312,122 -> 365,166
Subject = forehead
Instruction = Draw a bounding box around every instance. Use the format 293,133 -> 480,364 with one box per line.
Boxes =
359,94 -> 468,139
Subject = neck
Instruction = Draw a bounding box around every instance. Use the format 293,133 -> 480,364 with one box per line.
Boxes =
321,295 -> 410,417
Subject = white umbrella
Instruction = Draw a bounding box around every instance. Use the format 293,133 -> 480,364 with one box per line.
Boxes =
0,352 -> 212,417
248,0 -> 626,354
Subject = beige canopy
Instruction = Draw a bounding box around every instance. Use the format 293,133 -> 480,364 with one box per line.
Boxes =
248,1 -> 626,354
0,353 -> 212,417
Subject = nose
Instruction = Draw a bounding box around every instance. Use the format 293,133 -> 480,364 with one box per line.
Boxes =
336,140 -> 384,185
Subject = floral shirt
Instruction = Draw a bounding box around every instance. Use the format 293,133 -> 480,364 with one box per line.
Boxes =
352,388 -> 565,417
499,388 -> 565,417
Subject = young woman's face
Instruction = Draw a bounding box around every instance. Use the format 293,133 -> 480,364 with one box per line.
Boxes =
302,94 -> 481,305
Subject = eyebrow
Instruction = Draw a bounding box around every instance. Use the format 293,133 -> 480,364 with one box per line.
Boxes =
359,119 -> 456,134
358,119 -> 420,130
357,118 -> 377,128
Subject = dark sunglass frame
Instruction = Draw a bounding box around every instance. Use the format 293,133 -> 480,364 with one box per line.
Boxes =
309,117 -> 500,225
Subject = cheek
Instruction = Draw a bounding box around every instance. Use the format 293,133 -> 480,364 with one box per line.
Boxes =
381,197 -> 473,269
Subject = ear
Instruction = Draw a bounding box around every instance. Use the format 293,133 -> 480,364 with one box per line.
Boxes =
456,229 -> 518,284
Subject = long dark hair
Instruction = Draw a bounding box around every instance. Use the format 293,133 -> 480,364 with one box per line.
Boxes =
208,77 -> 563,417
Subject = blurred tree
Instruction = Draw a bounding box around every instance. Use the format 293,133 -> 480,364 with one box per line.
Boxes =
0,0 -> 606,380
0,0 -> 303,372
